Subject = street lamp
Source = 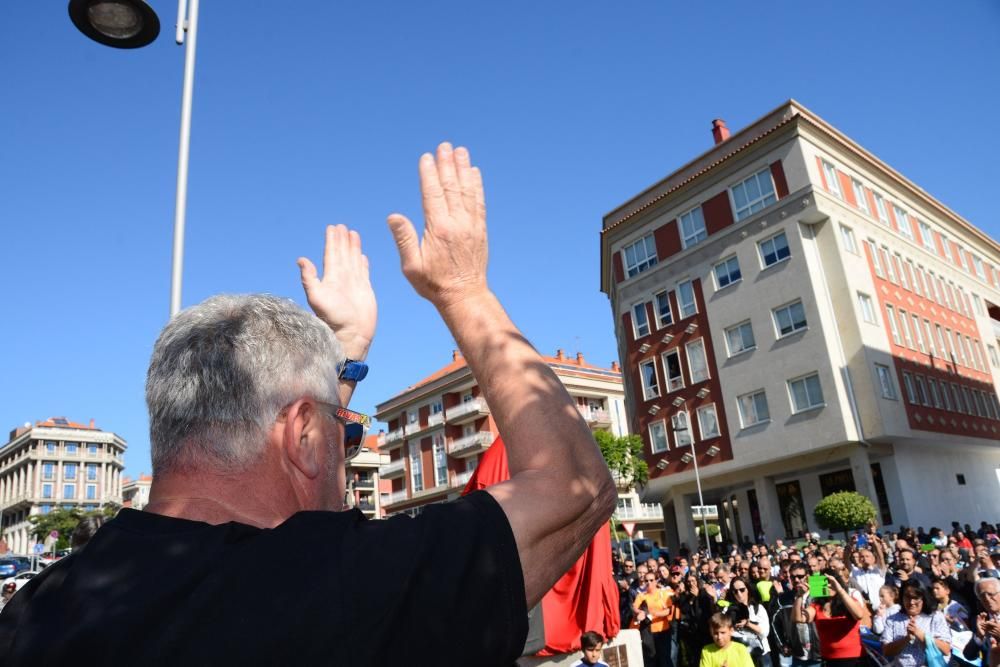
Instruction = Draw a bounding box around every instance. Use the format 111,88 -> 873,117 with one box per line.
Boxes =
69,0 -> 200,317
676,425 -> 712,558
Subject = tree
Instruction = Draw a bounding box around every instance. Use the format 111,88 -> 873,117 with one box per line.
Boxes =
695,523 -> 721,537
594,430 -> 648,490
813,491 -> 876,541
27,507 -> 112,551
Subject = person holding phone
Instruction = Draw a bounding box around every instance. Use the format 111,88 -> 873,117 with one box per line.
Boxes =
793,569 -> 867,667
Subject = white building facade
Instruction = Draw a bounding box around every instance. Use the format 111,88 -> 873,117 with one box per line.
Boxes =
600,101 -> 1000,552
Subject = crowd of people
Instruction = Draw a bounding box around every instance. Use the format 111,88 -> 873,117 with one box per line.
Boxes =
609,521 -> 1000,667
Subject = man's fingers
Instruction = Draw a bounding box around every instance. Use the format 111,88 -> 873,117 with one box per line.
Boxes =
297,257 -> 319,289
454,146 -> 478,215
418,152 -> 447,232
436,142 -> 465,217
387,213 -> 420,274
471,166 -> 486,225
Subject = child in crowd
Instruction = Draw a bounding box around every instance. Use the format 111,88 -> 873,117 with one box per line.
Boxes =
872,584 -> 899,635
571,631 -> 610,667
700,612 -> 755,667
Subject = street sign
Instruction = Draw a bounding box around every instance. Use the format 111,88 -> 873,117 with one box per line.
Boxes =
622,522 -> 636,536
50,530 -> 59,539
33,543 -> 44,554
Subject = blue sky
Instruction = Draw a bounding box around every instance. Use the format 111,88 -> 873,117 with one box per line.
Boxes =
2,2 -> 999,477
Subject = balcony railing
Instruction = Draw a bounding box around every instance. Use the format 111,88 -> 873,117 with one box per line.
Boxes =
578,406 -> 612,427
0,491 -> 33,510
378,458 -> 406,479
448,431 -> 494,457
380,427 -> 407,448
406,412 -> 446,438
446,397 -> 490,424
353,477 -> 375,490
453,469 -> 474,487
385,489 -> 408,505
614,503 -> 664,521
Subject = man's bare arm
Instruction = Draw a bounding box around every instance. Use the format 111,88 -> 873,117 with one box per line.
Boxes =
387,143 -> 617,608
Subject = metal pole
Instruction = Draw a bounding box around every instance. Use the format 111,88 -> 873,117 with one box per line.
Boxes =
170,0 -> 199,317
688,435 -> 712,559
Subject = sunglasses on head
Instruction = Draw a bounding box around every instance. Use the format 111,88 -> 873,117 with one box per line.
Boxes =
317,402 -> 371,462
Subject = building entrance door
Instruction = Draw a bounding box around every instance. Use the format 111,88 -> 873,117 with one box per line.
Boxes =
775,480 -> 808,539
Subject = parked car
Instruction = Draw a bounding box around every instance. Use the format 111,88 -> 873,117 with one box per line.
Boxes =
0,557 -> 31,579
1,570 -> 38,592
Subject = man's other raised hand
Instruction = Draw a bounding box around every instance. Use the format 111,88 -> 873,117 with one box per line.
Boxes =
387,143 -> 489,310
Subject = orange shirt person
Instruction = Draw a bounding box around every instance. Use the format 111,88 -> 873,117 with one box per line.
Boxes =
633,575 -> 675,633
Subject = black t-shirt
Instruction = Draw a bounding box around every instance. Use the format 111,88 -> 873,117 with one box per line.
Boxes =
0,490 -> 527,666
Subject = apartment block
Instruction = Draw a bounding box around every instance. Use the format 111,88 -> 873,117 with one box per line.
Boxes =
374,350 -> 632,519
0,417 -> 127,554
600,101 -> 1000,551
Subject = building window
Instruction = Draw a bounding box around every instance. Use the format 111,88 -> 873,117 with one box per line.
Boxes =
988,345 -> 999,368
662,350 -> 684,393
686,339 -> 710,383
66,442 -> 78,455
65,463 -> 77,481
432,435 -> 447,487
886,305 -> 902,345
901,372 -> 916,403
714,256 -> 742,289
724,321 -> 756,356
865,240 -> 885,276
973,294 -> 984,316
88,444 -> 98,457
407,411 -> 418,425
875,364 -> 897,400
894,253 -> 910,290
839,224 -> 858,254
898,309 -> 913,349
623,235 -> 658,278
680,207 -> 708,248
927,379 -> 942,409
758,231 -> 790,268
431,401 -> 443,415
40,505 -> 51,515
939,380 -> 953,411
632,302 -> 650,338
677,280 -> 697,318
654,291 -> 673,328
671,411 -> 692,447
913,376 -> 929,406
972,255 -> 986,281
851,179 -> 868,214
737,390 -> 770,427
882,246 -> 898,283
857,293 -> 877,324
697,404 -> 720,439
86,485 -> 97,500
63,484 -> 76,500
46,441 -> 56,454
821,160 -> 841,198
42,483 -> 53,499
951,384 -> 966,414
918,221 -> 936,252
923,320 -> 936,356
907,259 -> 922,296
87,465 -> 97,481
731,168 -> 777,220
773,300 -> 807,337
911,314 -> 926,353
649,421 -> 668,454
43,462 -> 54,480
639,360 -> 660,400
873,192 -> 890,226
893,206 -> 913,240
408,442 -> 423,493
788,373 -> 824,413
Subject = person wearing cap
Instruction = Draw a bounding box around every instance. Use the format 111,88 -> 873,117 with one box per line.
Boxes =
0,144 -> 617,665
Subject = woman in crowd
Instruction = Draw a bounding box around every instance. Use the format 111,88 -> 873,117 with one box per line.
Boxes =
793,569 -> 868,667
725,576 -> 772,667
881,580 -> 951,667
677,573 -> 716,667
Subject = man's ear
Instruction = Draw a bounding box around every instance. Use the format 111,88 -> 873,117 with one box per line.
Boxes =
282,399 -> 323,479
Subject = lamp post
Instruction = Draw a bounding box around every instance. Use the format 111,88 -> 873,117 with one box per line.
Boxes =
69,0 -> 199,317
677,425 -> 712,558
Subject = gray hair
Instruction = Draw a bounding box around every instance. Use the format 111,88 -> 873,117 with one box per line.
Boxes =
975,577 -> 1000,598
146,294 -> 343,474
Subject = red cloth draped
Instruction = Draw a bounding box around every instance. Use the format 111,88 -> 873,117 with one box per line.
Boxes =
462,436 -> 621,655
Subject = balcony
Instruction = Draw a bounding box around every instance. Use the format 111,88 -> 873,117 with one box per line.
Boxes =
453,469 -> 474,488
385,489 -> 408,506
0,491 -> 33,511
992,318 -> 1000,341
448,431 -> 494,458
378,458 -> 406,479
353,476 -> 375,490
379,426 -> 406,449
446,397 -> 490,424
406,412 -> 446,438
578,406 -> 612,428
614,503 -> 664,521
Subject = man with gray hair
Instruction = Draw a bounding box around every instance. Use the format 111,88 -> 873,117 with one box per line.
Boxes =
964,577 -> 1000,664
0,144 -> 617,665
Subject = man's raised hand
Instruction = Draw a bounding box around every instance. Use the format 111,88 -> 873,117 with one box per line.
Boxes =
298,224 -> 377,361
387,143 -> 488,310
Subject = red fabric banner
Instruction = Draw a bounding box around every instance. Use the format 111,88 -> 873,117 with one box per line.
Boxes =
463,436 -> 621,655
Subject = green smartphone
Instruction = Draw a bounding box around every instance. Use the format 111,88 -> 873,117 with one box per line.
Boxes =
808,574 -> 831,598
920,544 -> 936,552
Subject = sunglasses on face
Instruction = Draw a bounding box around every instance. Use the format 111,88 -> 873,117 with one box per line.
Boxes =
317,401 -> 371,462
733,587 -> 748,593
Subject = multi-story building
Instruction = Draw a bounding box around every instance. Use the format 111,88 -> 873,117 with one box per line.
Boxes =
346,434 -> 389,518
0,417 -> 127,553
600,101 -> 1000,552
122,473 -> 153,510
374,350 -> 637,522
